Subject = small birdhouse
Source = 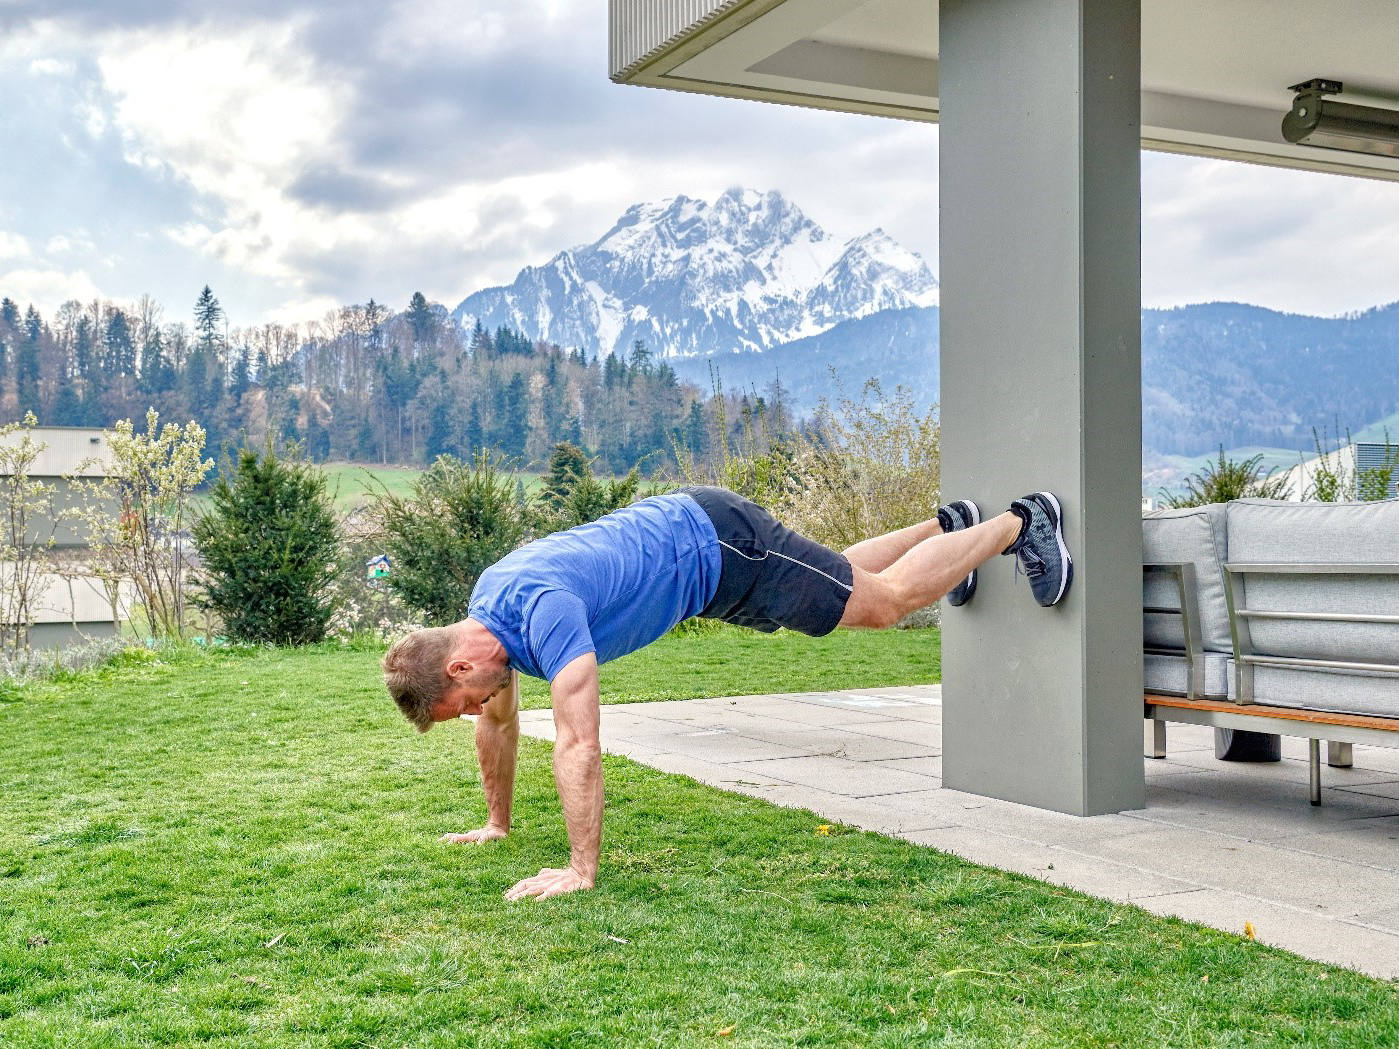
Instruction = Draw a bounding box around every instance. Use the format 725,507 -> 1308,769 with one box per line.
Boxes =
366,554 -> 391,581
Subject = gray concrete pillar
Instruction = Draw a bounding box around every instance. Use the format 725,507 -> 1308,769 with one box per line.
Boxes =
939,0 -> 1144,815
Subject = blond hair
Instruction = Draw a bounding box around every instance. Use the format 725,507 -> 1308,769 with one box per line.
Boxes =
382,627 -> 455,733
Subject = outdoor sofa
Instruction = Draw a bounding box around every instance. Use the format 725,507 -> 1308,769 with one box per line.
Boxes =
1142,498 -> 1399,804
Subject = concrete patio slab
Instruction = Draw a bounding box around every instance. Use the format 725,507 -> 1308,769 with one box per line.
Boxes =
516,684 -> 1399,979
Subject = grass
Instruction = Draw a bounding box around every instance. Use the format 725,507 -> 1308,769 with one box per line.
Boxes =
518,622 -> 940,709
317,463 -> 547,513
2,640 -> 1396,1047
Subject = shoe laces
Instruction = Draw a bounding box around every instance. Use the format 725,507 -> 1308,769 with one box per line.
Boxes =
1013,545 -> 1047,583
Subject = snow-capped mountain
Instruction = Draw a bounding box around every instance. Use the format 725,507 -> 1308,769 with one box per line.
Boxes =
451,188 -> 939,359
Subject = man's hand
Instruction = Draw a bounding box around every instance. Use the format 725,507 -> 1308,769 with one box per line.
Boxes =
439,825 -> 508,845
504,866 -> 594,901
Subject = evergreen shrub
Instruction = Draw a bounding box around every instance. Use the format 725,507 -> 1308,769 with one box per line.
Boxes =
536,442 -> 640,532
193,446 -> 340,644
370,452 -> 525,626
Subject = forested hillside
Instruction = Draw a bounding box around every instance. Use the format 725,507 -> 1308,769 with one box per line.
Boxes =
0,289 -> 783,474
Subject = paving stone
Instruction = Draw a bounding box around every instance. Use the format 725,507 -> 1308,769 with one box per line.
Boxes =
1262,818 -> 1399,873
1134,783 -> 1399,843
732,725 -> 936,762
781,691 -> 930,714
900,825 -> 1201,902
840,686 -> 942,704
603,725 -> 812,763
881,756 -> 943,780
839,718 -> 943,747
1330,780 -> 1399,802
1150,772 -> 1399,823
1069,826 -> 1399,920
734,755 -> 938,798
725,782 -> 953,835
1344,900 -> 1399,936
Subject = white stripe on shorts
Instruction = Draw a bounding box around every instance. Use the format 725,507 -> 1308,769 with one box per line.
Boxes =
715,539 -> 854,593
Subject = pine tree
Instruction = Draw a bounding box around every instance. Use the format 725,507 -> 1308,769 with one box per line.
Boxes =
73,315 -> 94,379
470,319 -> 492,357
17,308 -> 41,417
500,372 -> 530,457
193,445 -> 341,645
194,285 -> 223,352
540,442 -> 589,511
229,347 -> 251,401
425,393 -> 456,461
465,400 -> 484,456
104,309 -> 136,376
407,292 -> 435,345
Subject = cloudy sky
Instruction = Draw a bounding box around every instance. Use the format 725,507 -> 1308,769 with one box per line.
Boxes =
3,0 -> 1399,328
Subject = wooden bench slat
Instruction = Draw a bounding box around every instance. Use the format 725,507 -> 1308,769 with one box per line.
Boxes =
1144,694 -> 1399,734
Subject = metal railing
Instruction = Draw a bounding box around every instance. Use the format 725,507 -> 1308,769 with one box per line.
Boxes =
1143,561 -> 1204,700
1223,563 -> 1399,704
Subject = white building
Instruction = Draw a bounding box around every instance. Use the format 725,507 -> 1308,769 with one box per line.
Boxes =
0,425 -> 125,649
1277,441 -> 1399,502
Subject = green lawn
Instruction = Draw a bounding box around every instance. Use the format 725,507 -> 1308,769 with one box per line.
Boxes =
2,637 -> 1395,1047
316,463 -> 547,513
518,623 -> 940,709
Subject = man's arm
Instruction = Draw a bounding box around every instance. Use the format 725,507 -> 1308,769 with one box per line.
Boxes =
441,671 -> 519,845
504,653 -> 600,900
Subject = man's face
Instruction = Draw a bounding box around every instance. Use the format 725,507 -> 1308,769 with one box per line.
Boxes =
429,668 -> 511,723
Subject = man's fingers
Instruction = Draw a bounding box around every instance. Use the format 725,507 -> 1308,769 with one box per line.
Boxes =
440,828 -> 503,845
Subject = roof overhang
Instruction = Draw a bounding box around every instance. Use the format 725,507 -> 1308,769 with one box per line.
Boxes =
610,0 -> 1399,182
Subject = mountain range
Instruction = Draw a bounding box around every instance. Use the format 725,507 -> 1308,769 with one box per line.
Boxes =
451,189 -> 1399,460
452,187 -> 938,359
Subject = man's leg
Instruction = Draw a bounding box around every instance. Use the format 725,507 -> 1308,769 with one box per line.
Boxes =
840,513 -> 1021,628
843,517 -> 944,573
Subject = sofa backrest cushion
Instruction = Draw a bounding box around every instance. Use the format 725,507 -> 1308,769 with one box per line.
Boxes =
1226,498 -> 1399,664
1142,503 -> 1231,653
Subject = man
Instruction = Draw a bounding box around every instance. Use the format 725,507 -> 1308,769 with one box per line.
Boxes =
382,486 -> 1071,901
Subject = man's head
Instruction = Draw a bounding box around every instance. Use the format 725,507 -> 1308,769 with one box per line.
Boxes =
382,623 -> 511,732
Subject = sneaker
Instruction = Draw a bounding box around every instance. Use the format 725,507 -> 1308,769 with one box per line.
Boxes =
936,499 -> 981,606
1004,492 -> 1073,607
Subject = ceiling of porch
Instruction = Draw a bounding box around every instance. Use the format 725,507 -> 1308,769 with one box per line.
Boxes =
613,0 -> 1399,181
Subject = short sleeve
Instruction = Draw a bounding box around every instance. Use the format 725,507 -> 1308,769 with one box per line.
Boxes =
525,590 -> 596,682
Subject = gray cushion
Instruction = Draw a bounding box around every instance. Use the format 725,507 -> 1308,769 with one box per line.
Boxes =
1145,651 -> 1229,698
1228,658 -> 1399,719
1142,504 -> 1231,653
1226,499 -> 1399,664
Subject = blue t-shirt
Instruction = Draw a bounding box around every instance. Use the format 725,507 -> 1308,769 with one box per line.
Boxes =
467,493 -> 721,682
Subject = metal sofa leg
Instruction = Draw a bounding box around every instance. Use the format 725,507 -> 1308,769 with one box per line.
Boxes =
1309,738 -> 1322,806
1328,742 -> 1354,768
1145,718 -> 1166,759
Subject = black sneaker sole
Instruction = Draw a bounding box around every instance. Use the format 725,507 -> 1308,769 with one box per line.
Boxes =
1032,491 -> 1072,606
945,499 -> 979,606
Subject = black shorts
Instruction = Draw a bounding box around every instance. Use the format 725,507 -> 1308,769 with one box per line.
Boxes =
682,486 -> 854,637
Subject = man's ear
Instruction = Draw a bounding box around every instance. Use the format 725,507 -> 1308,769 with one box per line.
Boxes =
446,657 -> 474,680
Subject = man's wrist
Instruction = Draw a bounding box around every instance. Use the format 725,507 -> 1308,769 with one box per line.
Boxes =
568,857 -> 597,883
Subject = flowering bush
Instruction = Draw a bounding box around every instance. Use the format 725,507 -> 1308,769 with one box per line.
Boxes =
323,535 -> 422,644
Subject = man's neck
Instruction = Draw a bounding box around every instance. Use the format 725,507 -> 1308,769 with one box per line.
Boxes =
460,617 -> 507,666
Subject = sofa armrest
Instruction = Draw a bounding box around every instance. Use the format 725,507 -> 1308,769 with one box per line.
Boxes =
1143,561 -> 1204,699
1223,562 -> 1399,704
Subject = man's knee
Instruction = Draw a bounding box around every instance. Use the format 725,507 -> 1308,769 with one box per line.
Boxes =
839,569 -> 905,629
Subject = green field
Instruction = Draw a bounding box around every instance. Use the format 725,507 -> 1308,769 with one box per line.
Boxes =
285,463 -> 547,513
2,633 -> 1395,1047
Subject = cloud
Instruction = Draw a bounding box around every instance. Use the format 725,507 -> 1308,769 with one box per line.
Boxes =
1142,153 -> 1399,316
0,265 -> 105,308
3,0 -> 1399,328
0,232 -> 30,260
